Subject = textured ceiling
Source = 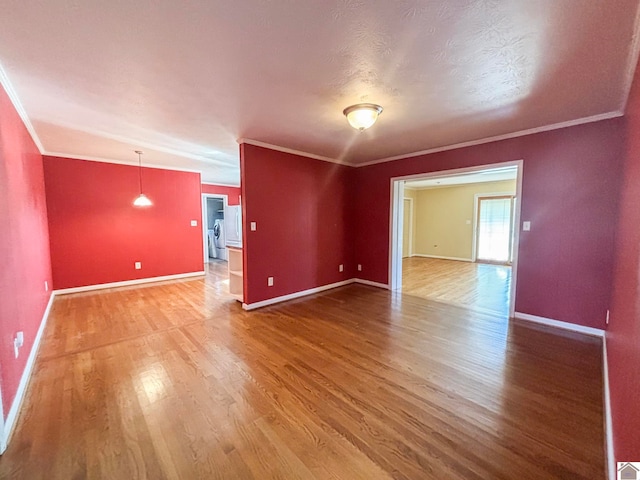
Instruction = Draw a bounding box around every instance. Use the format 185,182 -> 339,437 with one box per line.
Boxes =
0,0 -> 639,184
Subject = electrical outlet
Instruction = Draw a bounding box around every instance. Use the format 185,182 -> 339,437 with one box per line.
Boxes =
357,264 -> 362,271
251,222 -> 257,231
44,280 -> 48,292
135,262 -> 142,270
523,221 -> 531,231
268,277 -> 274,286
339,264 -> 344,272
190,220 -> 198,227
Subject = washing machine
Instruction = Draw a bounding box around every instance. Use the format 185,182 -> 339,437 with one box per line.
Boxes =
213,219 -> 226,260
207,229 -> 216,258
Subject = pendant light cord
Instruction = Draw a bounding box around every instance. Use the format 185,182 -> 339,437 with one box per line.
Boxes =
136,150 -> 144,194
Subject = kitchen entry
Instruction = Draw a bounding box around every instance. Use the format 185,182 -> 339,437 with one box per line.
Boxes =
202,194 -> 228,263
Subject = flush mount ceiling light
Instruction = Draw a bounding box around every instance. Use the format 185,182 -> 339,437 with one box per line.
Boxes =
133,150 -> 152,207
343,103 -> 383,131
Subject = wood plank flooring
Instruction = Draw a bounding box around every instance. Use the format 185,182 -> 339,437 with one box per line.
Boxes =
0,265 -> 604,479
403,257 -> 511,315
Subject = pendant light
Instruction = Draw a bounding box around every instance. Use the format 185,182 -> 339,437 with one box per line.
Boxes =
133,150 -> 152,207
343,103 -> 383,131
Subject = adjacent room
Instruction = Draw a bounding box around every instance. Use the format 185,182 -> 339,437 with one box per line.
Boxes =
399,166 -> 518,316
1,2 -> 639,479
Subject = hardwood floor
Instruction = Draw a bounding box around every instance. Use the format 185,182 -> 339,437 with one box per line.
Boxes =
0,269 -> 604,479
402,257 -> 511,315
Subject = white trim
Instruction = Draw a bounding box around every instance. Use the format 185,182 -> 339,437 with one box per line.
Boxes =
202,194 -> 228,264
411,254 -> 473,262
603,336 -> 615,480
53,271 -> 205,295
242,279 -> 355,310
354,278 -> 389,289
389,180 -> 405,291
354,111 -> 623,168
0,62 -> 45,153
1,293 -> 55,454
238,139 -> 348,165
621,0 -> 640,113
514,312 -> 605,337
44,152 -> 205,175
202,181 -> 241,188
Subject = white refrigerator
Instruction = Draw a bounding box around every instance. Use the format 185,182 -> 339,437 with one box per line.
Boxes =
224,205 -> 242,248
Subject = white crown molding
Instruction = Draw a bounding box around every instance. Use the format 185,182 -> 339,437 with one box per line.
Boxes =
238,138 -> 348,166
514,312 -> 605,337
1,292 -> 54,453
54,271 -> 205,295
621,0 -> 640,113
354,111 -> 624,168
0,63 -> 45,154
201,181 -> 241,188
44,152 -> 204,175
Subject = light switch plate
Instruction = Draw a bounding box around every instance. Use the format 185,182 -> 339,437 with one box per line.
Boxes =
267,276 -> 274,286
191,220 -> 198,227
523,221 -> 531,231
251,222 -> 257,231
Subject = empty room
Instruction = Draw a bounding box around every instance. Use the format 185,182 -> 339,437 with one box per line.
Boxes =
1,2 -> 639,479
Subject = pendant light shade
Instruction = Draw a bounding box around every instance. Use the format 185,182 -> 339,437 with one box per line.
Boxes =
133,193 -> 152,207
343,103 -> 383,131
133,150 -> 152,207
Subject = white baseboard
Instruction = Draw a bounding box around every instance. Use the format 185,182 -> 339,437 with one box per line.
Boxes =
603,336 -> 615,480
1,292 -> 55,454
242,279 -> 356,310
354,278 -> 389,289
54,271 -> 206,295
514,312 -> 605,337
411,254 -> 473,262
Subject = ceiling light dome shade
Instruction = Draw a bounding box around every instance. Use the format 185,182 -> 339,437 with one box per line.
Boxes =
343,103 -> 383,131
133,193 -> 152,207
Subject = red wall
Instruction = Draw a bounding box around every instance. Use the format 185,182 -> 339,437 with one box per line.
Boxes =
44,157 -> 204,289
608,58 -> 640,461
0,85 -> 52,416
241,144 -> 353,304
353,119 -> 624,329
201,183 -> 241,205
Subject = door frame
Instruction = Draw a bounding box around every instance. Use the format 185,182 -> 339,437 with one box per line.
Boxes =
201,194 -> 228,264
472,193 -> 516,263
402,196 -> 414,258
0,377 -> 5,454
389,159 -> 523,318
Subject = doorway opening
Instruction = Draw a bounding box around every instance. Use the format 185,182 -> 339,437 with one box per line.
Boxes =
475,195 -> 515,264
390,161 -> 523,317
201,194 -> 228,264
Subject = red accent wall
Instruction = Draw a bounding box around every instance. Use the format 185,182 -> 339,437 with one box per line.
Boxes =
0,85 -> 52,416
352,119 -> 624,329
241,144 -> 353,304
608,58 -> 640,461
43,157 -> 203,289
201,183 -> 241,205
